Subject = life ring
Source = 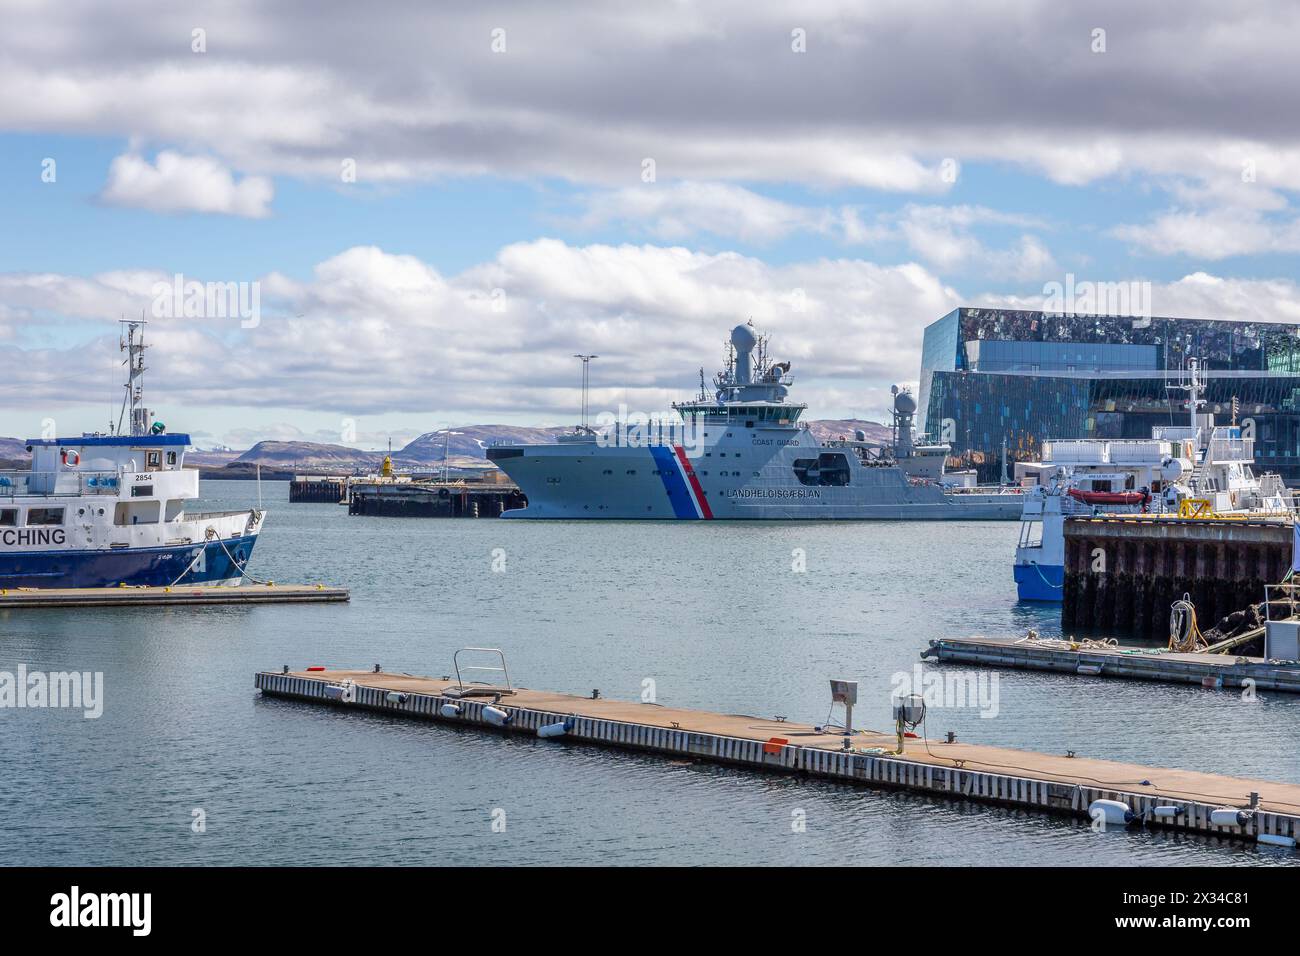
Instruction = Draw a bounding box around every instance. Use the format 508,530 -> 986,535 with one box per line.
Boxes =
61,449 -> 80,467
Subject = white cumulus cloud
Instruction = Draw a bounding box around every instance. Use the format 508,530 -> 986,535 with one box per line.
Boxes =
0,242 -> 1297,439
101,151 -> 273,218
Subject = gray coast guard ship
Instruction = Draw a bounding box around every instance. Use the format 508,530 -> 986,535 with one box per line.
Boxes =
0,321 -> 265,589
487,324 -> 1023,520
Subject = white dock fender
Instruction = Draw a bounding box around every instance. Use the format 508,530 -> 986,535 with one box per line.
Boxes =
1089,799 -> 1135,827
537,717 -> 575,739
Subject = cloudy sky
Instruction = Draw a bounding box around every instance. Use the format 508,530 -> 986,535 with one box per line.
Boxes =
2,0 -> 1299,448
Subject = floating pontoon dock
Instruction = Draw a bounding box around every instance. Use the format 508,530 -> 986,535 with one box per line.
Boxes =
256,666 -> 1300,847
0,584 -> 349,608
922,635 -> 1300,692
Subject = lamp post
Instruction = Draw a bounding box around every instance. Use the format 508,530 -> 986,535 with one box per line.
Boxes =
574,354 -> 598,431
438,427 -> 464,484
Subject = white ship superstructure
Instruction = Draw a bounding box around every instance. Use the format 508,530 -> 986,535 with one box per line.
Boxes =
1014,359 -> 1291,600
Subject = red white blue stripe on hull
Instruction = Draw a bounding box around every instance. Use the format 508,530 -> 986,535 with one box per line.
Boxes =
649,445 -> 713,519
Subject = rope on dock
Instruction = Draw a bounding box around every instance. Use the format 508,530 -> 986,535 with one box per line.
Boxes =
1168,595 -> 1208,653
1013,629 -> 1118,652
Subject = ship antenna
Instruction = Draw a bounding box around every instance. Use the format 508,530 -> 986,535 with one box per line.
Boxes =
116,318 -> 150,436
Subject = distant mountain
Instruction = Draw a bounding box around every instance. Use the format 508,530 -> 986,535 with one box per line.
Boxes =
234,441 -> 386,471
184,448 -> 244,468
0,437 -> 30,461
395,425 -> 571,464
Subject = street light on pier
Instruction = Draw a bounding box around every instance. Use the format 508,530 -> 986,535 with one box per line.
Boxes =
574,354 -> 599,431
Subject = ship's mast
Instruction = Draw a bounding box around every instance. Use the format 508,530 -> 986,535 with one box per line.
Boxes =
116,319 -> 150,436
1185,357 -> 1205,432
1168,357 -> 1207,440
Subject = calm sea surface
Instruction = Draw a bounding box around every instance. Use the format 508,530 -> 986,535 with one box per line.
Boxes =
1,480 -> 1296,866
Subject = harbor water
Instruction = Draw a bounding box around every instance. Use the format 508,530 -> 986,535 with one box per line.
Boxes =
2,480 -> 1298,866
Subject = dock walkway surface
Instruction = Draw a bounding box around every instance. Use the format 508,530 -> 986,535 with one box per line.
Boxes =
257,668 -> 1300,848
923,635 -> 1300,692
0,584 -> 349,608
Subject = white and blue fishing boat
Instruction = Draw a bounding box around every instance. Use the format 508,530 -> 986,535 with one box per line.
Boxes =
0,322 -> 266,589
1013,359 -> 1291,601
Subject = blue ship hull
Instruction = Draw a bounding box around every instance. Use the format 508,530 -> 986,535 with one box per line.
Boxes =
1014,562 -> 1064,602
0,534 -> 258,590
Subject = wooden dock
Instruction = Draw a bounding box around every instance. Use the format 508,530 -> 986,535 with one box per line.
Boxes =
257,667 -> 1300,847
922,634 -> 1300,692
0,584 -> 349,608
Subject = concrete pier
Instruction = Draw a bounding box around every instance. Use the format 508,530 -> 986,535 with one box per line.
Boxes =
1062,514 -> 1292,639
923,634 -> 1300,692
348,481 -> 525,518
257,667 -> 1300,848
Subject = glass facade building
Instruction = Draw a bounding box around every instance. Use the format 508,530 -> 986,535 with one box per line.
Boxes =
918,308 -> 1300,483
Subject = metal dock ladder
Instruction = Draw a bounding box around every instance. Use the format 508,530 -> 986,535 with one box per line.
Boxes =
445,647 -> 515,698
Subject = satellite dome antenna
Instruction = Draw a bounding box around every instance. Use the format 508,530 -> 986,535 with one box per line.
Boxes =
730,323 -> 758,385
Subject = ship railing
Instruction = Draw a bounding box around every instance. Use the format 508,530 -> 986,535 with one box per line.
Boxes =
1207,437 -> 1253,462
0,470 -> 121,498
946,484 -> 1025,495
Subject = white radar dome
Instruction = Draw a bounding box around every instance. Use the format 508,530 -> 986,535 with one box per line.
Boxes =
730,324 -> 758,352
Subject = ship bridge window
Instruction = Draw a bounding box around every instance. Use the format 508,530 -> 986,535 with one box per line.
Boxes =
146,451 -> 162,470
0,509 -> 16,527
27,508 -> 64,526
166,451 -> 178,466
793,453 -> 851,487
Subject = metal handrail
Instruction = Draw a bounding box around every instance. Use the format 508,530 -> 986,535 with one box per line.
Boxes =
1265,583 -> 1300,623
0,470 -> 122,499
452,647 -> 512,693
